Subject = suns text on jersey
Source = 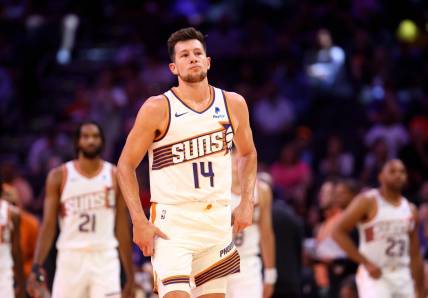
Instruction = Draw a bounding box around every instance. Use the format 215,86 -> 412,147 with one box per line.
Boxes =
61,188 -> 115,216
172,126 -> 233,164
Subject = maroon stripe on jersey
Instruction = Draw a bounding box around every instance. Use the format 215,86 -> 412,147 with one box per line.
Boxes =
153,146 -> 173,158
152,159 -> 174,170
153,154 -> 174,165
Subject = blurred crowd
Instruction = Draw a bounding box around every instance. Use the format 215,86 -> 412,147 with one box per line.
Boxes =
1,0 -> 428,297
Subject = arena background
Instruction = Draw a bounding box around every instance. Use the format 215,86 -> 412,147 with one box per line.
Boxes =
0,0 -> 427,297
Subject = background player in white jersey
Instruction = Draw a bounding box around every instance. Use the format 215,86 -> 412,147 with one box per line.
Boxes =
333,159 -> 424,298
27,121 -> 134,298
0,178 -> 24,298
117,27 -> 257,298
227,152 -> 276,298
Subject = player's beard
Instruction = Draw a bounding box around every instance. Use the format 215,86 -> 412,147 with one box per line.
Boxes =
80,146 -> 103,159
180,70 -> 207,83
386,180 -> 405,193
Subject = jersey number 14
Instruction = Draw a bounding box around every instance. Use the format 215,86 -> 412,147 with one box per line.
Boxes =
192,161 -> 215,188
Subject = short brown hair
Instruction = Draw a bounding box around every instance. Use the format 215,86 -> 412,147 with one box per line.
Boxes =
167,27 -> 206,61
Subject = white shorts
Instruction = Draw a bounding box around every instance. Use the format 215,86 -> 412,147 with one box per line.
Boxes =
356,265 -> 415,298
226,255 -> 262,298
0,268 -> 14,298
150,201 -> 240,297
52,249 -> 121,298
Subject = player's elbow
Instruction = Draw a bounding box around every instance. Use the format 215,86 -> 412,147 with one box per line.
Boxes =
117,158 -> 134,179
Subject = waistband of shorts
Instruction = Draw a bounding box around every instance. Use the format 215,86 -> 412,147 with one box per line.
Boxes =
152,199 -> 230,206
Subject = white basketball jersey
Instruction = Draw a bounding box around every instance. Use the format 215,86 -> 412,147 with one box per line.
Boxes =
358,189 -> 414,269
148,86 -> 234,204
231,188 -> 260,258
56,161 -> 118,251
0,200 -> 13,271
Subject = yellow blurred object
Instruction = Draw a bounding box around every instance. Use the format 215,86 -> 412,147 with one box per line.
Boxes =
397,19 -> 419,43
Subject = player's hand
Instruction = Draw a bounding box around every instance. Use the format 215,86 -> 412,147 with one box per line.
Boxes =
133,221 -> 168,256
232,199 -> 253,234
122,279 -> 135,298
26,271 -> 47,298
364,261 -> 382,279
263,283 -> 274,298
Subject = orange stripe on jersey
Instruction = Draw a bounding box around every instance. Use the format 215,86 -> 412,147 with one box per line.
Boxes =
161,275 -> 190,285
150,203 -> 157,224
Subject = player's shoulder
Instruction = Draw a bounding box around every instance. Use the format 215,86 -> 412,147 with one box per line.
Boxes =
407,201 -> 418,217
142,95 -> 168,110
359,188 -> 377,201
348,189 -> 376,209
136,95 -> 169,120
222,90 -> 246,105
47,164 -> 68,185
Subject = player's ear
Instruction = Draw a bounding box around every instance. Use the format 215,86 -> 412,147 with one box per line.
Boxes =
206,57 -> 211,70
169,62 -> 178,75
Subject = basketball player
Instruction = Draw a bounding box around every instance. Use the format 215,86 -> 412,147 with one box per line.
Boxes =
26,122 -> 134,298
226,153 -> 276,298
0,178 -> 25,298
333,159 -> 424,298
117,27 -> 257,298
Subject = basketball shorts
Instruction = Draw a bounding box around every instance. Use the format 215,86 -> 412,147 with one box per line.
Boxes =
52,249 -> 121,298
226,255 -> 263,298
356,265 -> 415,298
150,201 -> 240,297
0,267 -> 14,298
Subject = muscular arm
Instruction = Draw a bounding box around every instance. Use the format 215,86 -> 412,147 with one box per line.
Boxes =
226,92 -> 257,232
114,169 -> 134,287
11,209 -> 24,298
33,167 -> 61,265
332,194 -> 373,266
117,96 -> 167,226
258,181 -> 275,270
117,96 -> 168,256
409,204 -> 424,297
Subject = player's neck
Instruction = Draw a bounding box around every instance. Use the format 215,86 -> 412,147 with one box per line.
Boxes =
75,156 -> 103,176
175,79 -> 211,104
379,186 -> 401,204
